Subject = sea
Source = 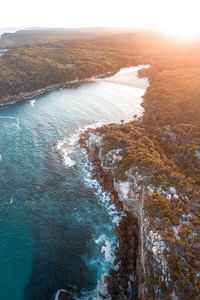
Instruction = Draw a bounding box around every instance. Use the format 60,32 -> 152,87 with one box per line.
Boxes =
0,66 -> 149,300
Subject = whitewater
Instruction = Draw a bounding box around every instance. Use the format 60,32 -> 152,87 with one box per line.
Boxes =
0,65 -> 149,300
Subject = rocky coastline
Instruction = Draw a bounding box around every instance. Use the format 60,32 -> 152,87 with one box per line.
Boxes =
80,128 -> 144,300
59,62 -> 200,300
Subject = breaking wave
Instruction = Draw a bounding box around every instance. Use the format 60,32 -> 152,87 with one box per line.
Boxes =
54,123 -> 123,300
56,123 -> 102,169
81,149 -> 124,226
29,99 -> 36,107
56,133 -> 79,168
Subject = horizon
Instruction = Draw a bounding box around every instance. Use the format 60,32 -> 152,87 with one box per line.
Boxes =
0,2 -> 200,300
0,26 -> 200,43
1,0 -> 200,39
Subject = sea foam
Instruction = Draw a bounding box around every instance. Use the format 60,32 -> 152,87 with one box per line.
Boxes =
54,280 -> 111,300
54,123 -> 122,300
56,123 -> 102,169
30,99 -> 36,107
56,133 -> 79,168
81,149 -> 124,226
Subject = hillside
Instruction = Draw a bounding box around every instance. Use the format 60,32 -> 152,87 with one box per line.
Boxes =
0,28 -> 200,299
0,29 -> 194,104
82,65 -> 200,299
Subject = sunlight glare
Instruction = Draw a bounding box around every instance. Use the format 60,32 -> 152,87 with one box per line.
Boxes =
0,0 -> 200,40
158,0 -> 200,39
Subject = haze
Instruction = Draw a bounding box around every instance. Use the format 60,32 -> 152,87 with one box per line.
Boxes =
1,0 -> 200,38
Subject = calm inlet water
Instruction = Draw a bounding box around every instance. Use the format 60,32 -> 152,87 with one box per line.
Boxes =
0,66 -> 149,300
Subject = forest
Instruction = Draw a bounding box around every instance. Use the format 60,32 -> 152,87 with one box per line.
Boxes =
1,29 -> 199,103
0,28 -> 200,298
94,48 -> 200,298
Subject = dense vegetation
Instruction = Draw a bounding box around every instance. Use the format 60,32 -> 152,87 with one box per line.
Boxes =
1,28 -> 198,103
88,42 -> 200,298
1,28 -> 200,298
0,29 -> 150,102
0,40 -> 130,102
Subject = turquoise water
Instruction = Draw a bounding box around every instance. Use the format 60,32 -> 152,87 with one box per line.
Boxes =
0,66 -> 148,300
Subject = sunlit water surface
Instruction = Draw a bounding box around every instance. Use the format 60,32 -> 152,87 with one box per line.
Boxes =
0,66 -> 149,300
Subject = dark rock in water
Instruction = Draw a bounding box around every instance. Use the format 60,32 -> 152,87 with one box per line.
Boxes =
104,275 -> 115,295
58,290 -> 76,300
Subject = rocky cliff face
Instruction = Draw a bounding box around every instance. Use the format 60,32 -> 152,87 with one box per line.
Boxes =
81,129 -> 150,300
80,131 -> 139,300
80,125 -> 200,300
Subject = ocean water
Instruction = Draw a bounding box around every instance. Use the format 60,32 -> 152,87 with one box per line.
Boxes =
0,66 -> 149,300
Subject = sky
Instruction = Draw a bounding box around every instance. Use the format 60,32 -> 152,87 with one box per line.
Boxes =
0,0 -> 200,38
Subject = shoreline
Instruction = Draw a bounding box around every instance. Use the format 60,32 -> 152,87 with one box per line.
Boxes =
0,64 -> 149,108
0,69 -> 119,108
2,64 -> 149,299
78,63 -> 200,299
80,128 -> 142,300
77,67 -> 149,299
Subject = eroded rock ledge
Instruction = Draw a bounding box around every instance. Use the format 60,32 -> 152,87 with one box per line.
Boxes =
80,128 -> 146,300
80,120 -> 200,300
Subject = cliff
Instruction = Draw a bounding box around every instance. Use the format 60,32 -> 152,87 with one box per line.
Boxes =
80,65 -> 200,299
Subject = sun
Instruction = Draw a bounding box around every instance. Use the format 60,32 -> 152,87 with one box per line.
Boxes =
157,0 -> 200,39
161,17 -> 200,40
163,24 -> 200,40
